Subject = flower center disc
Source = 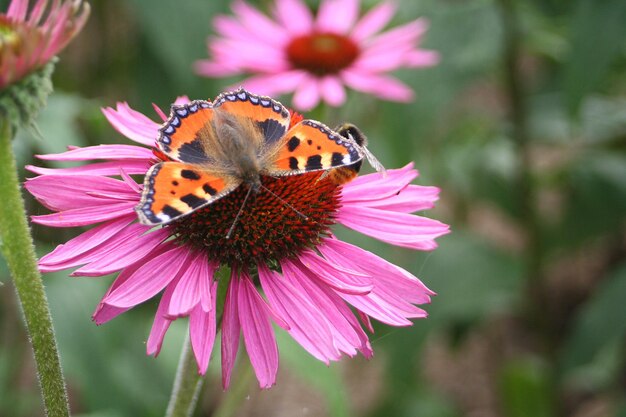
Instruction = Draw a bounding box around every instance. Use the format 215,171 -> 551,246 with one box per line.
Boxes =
170,172 -> 341,266
286,32 -> 360,75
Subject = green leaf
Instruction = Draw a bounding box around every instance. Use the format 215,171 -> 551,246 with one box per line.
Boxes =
499,358 -> 555,417
419,230 -> 523,324
562,0 -> 626,115
561,262 -> 626,372
276,330 -> 350,417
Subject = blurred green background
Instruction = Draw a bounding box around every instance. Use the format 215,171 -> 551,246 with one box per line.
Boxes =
1,0 -> 626,416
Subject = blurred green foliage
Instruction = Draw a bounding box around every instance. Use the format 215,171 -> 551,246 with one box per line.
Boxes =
1,0 -> 626,416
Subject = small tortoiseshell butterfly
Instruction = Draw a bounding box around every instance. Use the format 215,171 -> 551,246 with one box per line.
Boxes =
136,88 -> 378,226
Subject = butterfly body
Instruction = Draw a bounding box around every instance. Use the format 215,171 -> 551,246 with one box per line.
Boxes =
136,89 -> 368,226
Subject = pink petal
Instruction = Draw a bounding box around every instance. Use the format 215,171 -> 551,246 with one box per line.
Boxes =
39,215 -> 135,268
221,273 -> 241,390
26,160 -> 150,177
273,0 -> 313,35
169,253 -> 218,317
25,174 -> 138,211
238,275 -> 279,389
31,201 -> 137,228
231,1 -> 289,46
71,228 -> 169,277
7,0 -> 28,20
366,19 -> 429,51
92,244 -> 173,325
337,205 -> 450,250
295,251 -> 372,294
320,239 -> 435,304
341,70 -> 415,102
320,76 -> 347,107
237,70 -> 308,97
281,261 -> 371,357
37,144 -> 153,162
346,184 -> 440,213
102,103 -> 161,147
104,245 -> 190,308
259,265 -> 340,363
292,75 -> 321,111
189,282 -> 218,374
405,49 -> 440,67
316,0 -> 359,34
146,280 -> 177,357
351,1 -> 397,41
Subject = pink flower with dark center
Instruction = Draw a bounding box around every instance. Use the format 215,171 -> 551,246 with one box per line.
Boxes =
0,0 -> 89,90
26,92 -> 449,389
195,0 -> 439,110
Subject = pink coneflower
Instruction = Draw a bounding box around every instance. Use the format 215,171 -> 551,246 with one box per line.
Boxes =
0,0 -> 89,91
195,0 -> 439,110
26,91 -> 449,389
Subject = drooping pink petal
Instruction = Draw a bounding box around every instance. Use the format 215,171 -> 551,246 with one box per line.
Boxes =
101,103 -> 161,146
350,1 -> 397,41
341,70 -> 415,102
36,144 -> 153,162
237,70 -> 308,97
7,0 -> 28,19
231,0 -> 289,46
316,0 -> 359,34
25,174 -> 138,211
39,219 -> 146,273
92,244 -> 173,325
320,238 -> 435,304
295,251 -> 372,294
221,272 -> 241,390
320,76 -> 347,107
337,205 -> 450,250
146,278 -> 178,357
366,19 -> 429,52
259,265 -> 340,363
39,215 -> 135,268
238,274 -> 279,389
104,245 -> 190,308
273,0 -> 313,35
31,201 -> 137,228
169,252 -> 218,317
71,228 -> 169,277
281,260 -> 372,357
292,75 -> 321,111
404,49 -> 440,67
189,282 -> 218,374
26,160 -> 150,177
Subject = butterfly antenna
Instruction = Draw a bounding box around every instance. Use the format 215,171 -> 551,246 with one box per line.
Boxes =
226,184 -> 255,240
258,183 -> 310,222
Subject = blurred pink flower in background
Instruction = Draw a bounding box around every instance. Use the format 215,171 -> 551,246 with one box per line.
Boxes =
0,0 -> 89,90
26,92 -> 449,389
196,0 -> 439,110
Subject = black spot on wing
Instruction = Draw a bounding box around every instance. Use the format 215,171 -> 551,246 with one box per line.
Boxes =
331,152 -> 344,167
181,169 -> 201,180
162,205 -> 183,219
178,139 -> 211,164
287,136 -> 300,152
181,193 -> 206,209
257,119 -> 286,144
289,157 -> 299,170
203,183 -> 217,195
305,155 -> 323,171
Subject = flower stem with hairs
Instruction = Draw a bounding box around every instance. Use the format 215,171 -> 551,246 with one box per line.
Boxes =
0,120 -> 70,417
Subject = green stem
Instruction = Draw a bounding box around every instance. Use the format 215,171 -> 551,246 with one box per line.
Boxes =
165,335 -> 205,417
0,120 -> 70,416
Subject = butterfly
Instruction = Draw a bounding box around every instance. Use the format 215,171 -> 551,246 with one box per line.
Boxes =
136,88 -> 373,226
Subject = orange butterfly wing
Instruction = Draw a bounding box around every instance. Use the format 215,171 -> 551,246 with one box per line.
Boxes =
269,120 -> 364,175
158,100 -> 215,164
136,161 -> 239,225
213,88 -> 291,145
